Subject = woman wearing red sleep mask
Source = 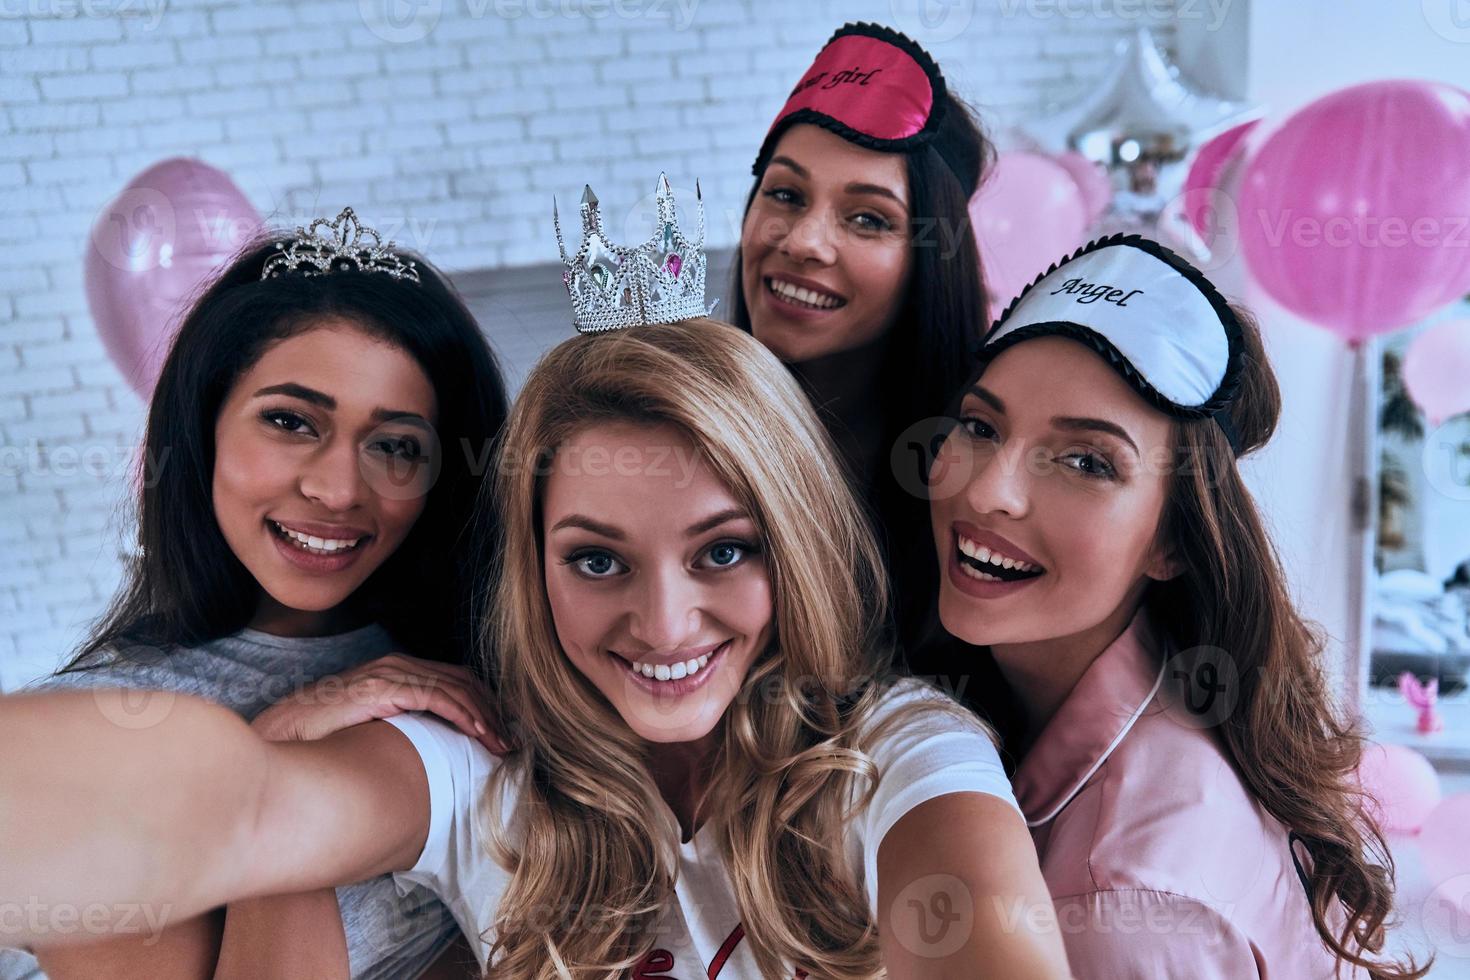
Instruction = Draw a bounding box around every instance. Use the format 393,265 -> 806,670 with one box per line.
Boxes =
729,21 -> 995,670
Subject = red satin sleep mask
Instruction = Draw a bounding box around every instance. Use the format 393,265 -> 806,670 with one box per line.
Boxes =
752,22 -> 979,195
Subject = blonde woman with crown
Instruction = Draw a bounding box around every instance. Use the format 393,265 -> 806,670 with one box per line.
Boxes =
0,178 -> 1068,980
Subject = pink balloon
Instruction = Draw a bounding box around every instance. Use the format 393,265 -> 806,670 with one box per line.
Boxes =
84,158 -> 262,399
1421,793 -> 1470,880
1051,151 -> 1113,226
1356,742 -> 1441,834
1181,119 -> 1258,237
973,151 -> 1089,321
1239,81 -> 1470,344
1404,318 -> 1470,425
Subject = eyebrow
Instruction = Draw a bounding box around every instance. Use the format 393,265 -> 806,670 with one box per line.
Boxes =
964,386 -> 1140,456
768,157 -> 907,210
251,383 -> 430,426
550,507 -> 751,541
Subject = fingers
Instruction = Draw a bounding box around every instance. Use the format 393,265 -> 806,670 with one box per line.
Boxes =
350,666 -> 490,744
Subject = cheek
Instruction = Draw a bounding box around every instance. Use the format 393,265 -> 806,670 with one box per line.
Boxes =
846,240 -> 909,312
711,566 -> 774,651
213,428 -> 287,525
543,565 -> 612,664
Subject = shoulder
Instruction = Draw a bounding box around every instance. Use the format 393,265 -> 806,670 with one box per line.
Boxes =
851,677 -> 1020,872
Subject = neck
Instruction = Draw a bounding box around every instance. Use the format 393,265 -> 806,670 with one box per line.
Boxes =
248,593 -> 367,638
989,587 -> 1148,751
789,332 -> 893,486
646,730 -> 720,843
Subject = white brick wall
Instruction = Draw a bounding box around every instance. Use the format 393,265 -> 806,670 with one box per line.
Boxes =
0,0 -> 1181,689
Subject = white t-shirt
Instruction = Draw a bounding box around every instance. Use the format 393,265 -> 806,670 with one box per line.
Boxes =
383,678 -> 1018,978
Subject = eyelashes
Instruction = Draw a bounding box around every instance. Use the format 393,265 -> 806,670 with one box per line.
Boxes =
560,539 -> 763,580
957,416 -> 1120,482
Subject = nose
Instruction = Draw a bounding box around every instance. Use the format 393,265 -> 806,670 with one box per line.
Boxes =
298,437 -> 367,513
626,563 -> 701,655
778,207 -> 838,266
962,440 -> 1031,520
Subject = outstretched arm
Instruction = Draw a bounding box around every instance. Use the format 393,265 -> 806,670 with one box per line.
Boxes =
877,792 -> 1072,980
0,688 -> 431,949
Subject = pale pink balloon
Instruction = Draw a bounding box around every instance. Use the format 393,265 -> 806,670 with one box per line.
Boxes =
1238,81 -> 1470,344
1051,150 -> 1113,226
1404,318 -> 1470,425
972,151 -> 1089,323
84,158 -> 262,399
1421,794 -> 1470,881
1356,742 -> 1441,834
1181,119 -> 1258,237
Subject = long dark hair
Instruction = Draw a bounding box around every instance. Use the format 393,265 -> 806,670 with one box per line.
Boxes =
1148,306 -> 1427,978
64,234 -> 509,670
728,89 -> 993,654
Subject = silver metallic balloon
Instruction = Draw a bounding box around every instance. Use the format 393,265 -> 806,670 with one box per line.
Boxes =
1023,28 -> 1260,237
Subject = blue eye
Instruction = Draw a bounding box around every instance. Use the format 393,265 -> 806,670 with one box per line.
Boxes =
852,212 -> 892,233
566,550 -> 625,578
700,540 -> 761,570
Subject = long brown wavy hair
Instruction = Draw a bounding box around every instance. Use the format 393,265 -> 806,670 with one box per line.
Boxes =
1146,305 -> 1429,978
476,319 -> 916,978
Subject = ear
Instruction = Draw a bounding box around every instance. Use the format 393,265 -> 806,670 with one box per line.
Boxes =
1143,541 -> 1184,583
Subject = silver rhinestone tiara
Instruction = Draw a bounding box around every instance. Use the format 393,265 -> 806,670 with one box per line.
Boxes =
554,173 -> 714,334
261,207 -> 420,283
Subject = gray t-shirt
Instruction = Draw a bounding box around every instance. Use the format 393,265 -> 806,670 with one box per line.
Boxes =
2,624 -> 461,980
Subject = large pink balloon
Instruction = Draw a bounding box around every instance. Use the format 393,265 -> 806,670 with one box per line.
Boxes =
1421,793 -> 1470,880
84,158 -> 261,399
1182,119 -> 1258,237
972,151 -> 1089,322
1404,318 -> 1470,425
1239,81 -> 1470,344
1051,150 -> 1113,226
1356,742 -> 1441,834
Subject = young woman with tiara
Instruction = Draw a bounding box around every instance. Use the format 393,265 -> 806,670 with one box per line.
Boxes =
0,178 -> 1071,979
731,22 -> 992,656
16,208 -> 511,980
926,234 -> 1427,977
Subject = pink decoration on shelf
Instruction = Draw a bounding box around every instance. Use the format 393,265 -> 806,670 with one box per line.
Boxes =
1403,318 -> 1470,425
1238,80 -> 1470,344
971,151 -> 1088,323
84,158 -> 261,399
1355,742 -> 1442,834
1400,672 -> 1444,735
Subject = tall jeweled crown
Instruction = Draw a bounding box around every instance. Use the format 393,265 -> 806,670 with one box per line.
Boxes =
261,207 -> 420,283
554,173 -> 710,334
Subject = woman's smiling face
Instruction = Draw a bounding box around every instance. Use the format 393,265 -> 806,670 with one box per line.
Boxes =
929,337 -> 1181,648
212,320 -> 439,626
541,421 -> 775,745
740,123 -> 913,363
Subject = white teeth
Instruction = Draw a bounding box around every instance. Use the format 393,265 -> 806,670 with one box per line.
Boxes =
769,278 -> 841,310
273,522 -> 364,556
630,651 -> 714,683
956,534 -> 1040,574
959,561 -> 1004,583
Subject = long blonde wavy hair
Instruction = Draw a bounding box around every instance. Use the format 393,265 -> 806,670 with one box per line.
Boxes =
476,319 -> 900,978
